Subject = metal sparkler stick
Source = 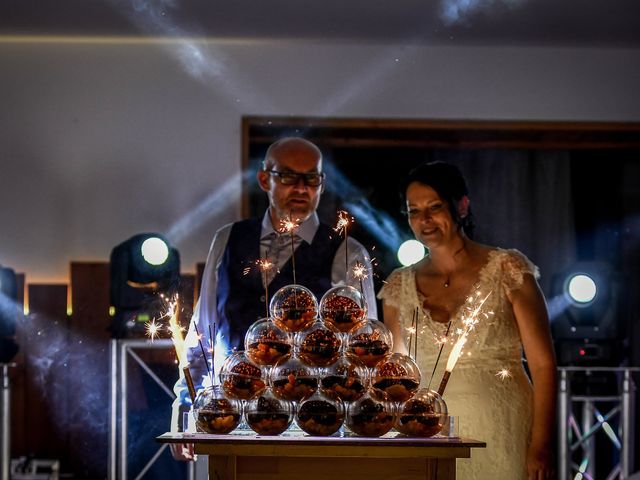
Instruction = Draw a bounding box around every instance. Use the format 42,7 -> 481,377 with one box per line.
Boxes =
183,366 -> 197,402
427,320 -> 452,391
193,323 -> 212,382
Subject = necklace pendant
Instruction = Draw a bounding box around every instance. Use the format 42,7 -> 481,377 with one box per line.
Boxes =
444,280 -> 450,288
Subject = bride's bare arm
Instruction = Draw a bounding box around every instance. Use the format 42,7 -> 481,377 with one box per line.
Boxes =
510,273 -> 557,480
382,301 -> 409,355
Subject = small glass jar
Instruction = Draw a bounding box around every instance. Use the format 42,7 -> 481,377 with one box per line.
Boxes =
346,319 -> 393,368
319,353 -> 368,402
296,388 -> 345,437
270,284 -> 318,333
346,391 -> 396,437
192,385 -> 242,434
244,318 -> 292,367
395,388 -> 448,437
244,387 -> 295,436
270,353 -> 319,402
296,319 -> 342,367
320,285 -> 367,334
371,353 -> 421,403
219,351 -> 266,400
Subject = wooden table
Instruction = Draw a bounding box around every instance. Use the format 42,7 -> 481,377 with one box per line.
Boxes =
158,431 -> 485,480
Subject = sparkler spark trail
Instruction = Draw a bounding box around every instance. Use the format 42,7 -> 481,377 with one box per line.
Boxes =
334,210 -> 353,280
352,262 -> 367,305
256,258 -> 274,317
145,319 -> 162,341
279,214 -> 300,284
161,294 -> 187,369
437,291 -> 493,396
496,368 -> 512,380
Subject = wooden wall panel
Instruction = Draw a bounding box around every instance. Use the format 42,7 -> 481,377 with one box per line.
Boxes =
69,262 -> 110,479
20,284 -> 69,465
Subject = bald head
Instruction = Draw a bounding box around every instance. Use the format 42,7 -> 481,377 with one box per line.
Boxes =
262,137 -> 323,172
257,137 -> 325,226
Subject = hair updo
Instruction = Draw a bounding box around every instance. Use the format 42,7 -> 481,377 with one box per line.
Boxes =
401,161 -> 475,239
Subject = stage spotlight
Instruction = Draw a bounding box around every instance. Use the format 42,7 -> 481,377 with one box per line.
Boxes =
550,262 -> 622,366
566,273 -> 597,305
397,239 -> 425,266
0,265 -> 19,363
109,233 -> 180,338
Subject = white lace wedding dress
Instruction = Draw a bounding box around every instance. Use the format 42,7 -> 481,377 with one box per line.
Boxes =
379,249 -> 538,480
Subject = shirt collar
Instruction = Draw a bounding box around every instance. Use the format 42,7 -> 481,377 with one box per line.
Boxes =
260,210 -> 319,245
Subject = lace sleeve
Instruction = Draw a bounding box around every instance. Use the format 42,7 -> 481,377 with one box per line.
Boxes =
501,249 -> 540,295
377,268 -> 406,310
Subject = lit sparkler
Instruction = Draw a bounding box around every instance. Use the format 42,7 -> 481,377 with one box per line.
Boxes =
256,258 -> 274,317
437,291 -> 492,396
334,210 -> 353,279
496,368 -> 512,380
352,262 -> 367,305
279,213 -> 300,284
145,318 -> 162,341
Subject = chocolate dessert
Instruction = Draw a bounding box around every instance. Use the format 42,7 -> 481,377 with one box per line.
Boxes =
296,400 -> 344,436
372,362 -> 420,402
195,398 -> 241,434
246,396 -> 292,436
396,399 -> 445,437
299,328 -> 341,366
221,361 -> 266,400
272,290 -> 317,332
272,372 -> 318,402
348,398 -> 395,437
321,295 -> 366,333
348,331 -> 391,368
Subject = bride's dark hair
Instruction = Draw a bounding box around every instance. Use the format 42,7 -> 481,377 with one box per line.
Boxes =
401,161 -> 476,239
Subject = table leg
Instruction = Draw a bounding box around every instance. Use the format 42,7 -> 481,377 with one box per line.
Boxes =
209,455 -> 237,480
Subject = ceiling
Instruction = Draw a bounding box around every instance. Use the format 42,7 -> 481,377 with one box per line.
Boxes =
1,0 -> 640,47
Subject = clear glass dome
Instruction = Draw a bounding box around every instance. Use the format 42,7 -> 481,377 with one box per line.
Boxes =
296,319 -> 342,367
192,385 -> 242,434
319,353 -> 369,402
295,388 -> 345,436
395,388 -> 448,437
244,387 -> 295,436
371,353 -> 421,403
270,284 -> 318,332
270,353 -> 319,402
345,390 -> 397,437
219,351 -> 266,400
319,285 -> 367,333
346,319 -> 393,368
244,317 -> 292,366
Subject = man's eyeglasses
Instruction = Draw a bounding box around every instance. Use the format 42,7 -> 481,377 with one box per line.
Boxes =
265,170 -> 325,187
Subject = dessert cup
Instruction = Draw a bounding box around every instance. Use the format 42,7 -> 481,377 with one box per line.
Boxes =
270,284 -> 318,333
371,353 -> 421,403
319,353 -> 368,402
219,351 -> 266,400
270,353 -> 319,402
320,285 -> 367,334
295,388 -> 345,436
347,319 -> 393,368
346,391 -> 396,437
245,387 -> 295,436
192,385 -> 242,434
245,317 -> 292,367
395,388 -> 448,437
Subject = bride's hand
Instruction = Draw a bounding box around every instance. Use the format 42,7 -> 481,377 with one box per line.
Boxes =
526,443 -> 554,480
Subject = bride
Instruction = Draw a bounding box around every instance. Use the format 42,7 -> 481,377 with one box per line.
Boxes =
379,161 -> 557,480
